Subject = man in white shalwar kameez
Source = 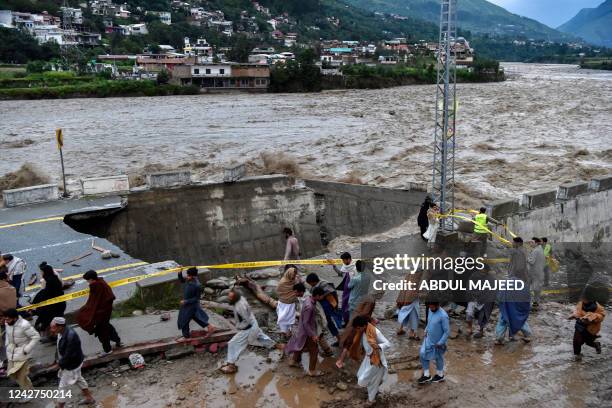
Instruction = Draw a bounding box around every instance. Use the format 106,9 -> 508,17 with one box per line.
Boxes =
352,315 -> 391,403
220,289 -> 280,374
527,237 -> 546,308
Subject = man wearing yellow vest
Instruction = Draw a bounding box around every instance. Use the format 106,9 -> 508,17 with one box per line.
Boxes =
473,207 -> 497,255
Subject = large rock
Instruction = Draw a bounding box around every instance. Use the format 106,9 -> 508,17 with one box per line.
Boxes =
216,296 -> 230,304
206,279 -> 229,289
247,270 -> 280,280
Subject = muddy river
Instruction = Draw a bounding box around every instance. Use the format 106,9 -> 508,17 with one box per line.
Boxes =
1,63 -> 611,204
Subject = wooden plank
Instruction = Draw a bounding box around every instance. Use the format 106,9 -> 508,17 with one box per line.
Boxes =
31,329 -> 236,378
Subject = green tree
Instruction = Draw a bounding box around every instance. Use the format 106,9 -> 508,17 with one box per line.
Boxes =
0,28 -> 60,64
156,69 -> 169,84
26,60 -> 46,73
227,34 -> 255,63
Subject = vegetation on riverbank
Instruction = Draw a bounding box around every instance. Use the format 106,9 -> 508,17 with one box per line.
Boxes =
0,77 -> 199,99
270,53 -> 505,92
580,59 -> 612,71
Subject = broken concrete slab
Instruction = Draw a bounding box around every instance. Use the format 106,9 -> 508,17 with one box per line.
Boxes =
589,175 -> 612,192
81,175 -> 129,196
223,163 -> 246,183
2,184 -> 59,207
519,189 -> 557,209
146,170 -> 192,188
556,182 -> 588,200
486,198 -> 519,219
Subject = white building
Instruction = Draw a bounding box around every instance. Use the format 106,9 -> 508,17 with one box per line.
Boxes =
33,25 -> 64,44
128,23 -> 147,35
115,5 -> 130,18
284,33 -> 297,47
147,11 -> 171,25
0,10 -> 14,27
191,64 -> 232,77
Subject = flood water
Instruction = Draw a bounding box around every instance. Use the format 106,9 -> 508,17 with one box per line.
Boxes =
1,63 -> 611,204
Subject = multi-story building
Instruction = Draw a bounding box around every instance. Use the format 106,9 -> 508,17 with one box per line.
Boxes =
172,63 -> 270,92
61,7 -> 83,26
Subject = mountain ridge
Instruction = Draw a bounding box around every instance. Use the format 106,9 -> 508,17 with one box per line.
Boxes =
345,0 -> 571,40
557,0 -> 612,47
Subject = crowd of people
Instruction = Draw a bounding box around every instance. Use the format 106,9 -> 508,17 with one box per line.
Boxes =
0,214 -> 607,405
0,258 -> 120,405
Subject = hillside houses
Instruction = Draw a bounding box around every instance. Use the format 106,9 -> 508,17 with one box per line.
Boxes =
0,9 -> 100,45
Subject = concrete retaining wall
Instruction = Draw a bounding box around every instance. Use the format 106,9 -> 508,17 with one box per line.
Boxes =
487,175 -> 612,243
71,176 -> 322,265
589,175 -> 612,192
519,189 -> 557,209
66,176 -> 424,267
146,171 -> 191,188
556,182 -> 588,200
304,179 -> 425,245
81,175 -> 129,196
506,189 -> 612,242
2,184 -> 59,207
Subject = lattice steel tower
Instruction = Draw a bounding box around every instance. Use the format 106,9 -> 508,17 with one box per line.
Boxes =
431,0 -> 458,231
60,0 -> 82,68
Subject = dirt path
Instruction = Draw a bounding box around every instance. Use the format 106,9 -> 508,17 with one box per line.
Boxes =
31,301 -> 610,408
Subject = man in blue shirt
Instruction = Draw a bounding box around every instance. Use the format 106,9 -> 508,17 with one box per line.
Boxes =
418,302 -> 450,384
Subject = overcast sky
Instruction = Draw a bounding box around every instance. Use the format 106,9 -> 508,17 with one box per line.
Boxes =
488,0 -> 604,27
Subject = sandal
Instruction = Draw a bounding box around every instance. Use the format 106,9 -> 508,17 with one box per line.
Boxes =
307,370 -> 325,377
203,325 -> 216,338
397,329 -> 406,336
220,364 -> 237,374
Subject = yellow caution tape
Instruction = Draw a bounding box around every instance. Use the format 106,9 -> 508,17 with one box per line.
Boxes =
0,216 -> 64,230
438,212 -> 513,246
26,261 -> 151,292
483,258 -> 510,264
452,208 -> 518,239
18,258 -> 344,311
205,259 -> 342,269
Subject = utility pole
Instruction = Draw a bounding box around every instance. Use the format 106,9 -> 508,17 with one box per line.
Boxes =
431,0 -> 458,232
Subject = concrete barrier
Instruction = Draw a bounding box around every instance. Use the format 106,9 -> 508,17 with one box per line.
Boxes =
2,184 -> 59,207
81,175 -> 129,196
406,182 -> 428,192
589,175 -> 612,192
486,198 -> 519,219
556,182 -> 588,200
146,170 -> 191,188
519,189 -> 557,210
223,163 -> 246,183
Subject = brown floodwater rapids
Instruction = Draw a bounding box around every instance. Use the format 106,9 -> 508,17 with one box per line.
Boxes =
1,63 -> 611,205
